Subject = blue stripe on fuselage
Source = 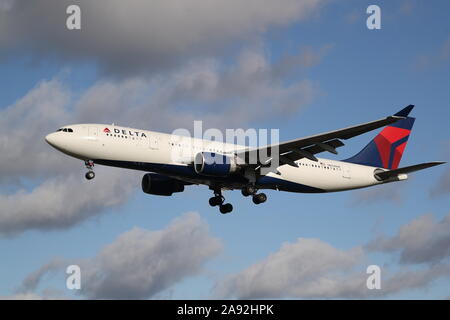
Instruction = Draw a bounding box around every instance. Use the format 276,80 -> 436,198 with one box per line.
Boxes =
93,159 -> 325,193
256,175 -> 325,193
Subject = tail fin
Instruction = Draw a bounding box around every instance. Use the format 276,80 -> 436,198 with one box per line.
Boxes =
344,106 -> 415,169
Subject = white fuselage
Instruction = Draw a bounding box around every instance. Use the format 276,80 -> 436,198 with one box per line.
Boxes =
45,124 -> 388,193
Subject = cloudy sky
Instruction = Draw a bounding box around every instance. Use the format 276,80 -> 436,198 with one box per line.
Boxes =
0,0 -> 449,299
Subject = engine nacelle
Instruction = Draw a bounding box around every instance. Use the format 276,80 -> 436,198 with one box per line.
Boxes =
141,173 -> 184,196
194,152 -> 238,177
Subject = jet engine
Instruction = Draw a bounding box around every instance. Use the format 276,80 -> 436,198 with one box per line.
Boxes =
141,173 -> 185,196
194,152 -> 239,177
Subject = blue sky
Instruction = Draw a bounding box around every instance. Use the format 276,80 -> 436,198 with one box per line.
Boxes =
0,0 -> 449,299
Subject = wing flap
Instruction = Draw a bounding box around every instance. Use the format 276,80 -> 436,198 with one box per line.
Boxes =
236,107 -> 411,168
283,139 -> 345,162
277,115 -> 402,153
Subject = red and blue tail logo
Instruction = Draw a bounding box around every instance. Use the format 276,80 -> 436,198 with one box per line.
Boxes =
344,117 -> 415,169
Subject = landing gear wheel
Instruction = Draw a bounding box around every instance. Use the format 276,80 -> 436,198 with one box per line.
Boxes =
209,188 -> 233,214
85,171 -> 95,180
84,160 -> 95,180
219,203 -> 233,214
252,193 -> 267,205
242,185 -> 256,197
209,196 -> 224,207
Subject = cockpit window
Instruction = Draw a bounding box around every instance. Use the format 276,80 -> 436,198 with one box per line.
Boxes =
57,128 -> 74,133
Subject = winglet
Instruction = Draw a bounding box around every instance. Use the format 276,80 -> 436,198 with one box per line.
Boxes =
394,105 -> 414,117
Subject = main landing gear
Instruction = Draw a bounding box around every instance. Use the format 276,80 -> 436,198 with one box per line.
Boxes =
209,189 -> 233,214
241,185 -> 267,205
84,160 -> 95,180
209,185 -> 267,214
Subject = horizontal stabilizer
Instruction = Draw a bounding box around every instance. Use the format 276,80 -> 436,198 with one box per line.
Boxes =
374,161 -> 445,181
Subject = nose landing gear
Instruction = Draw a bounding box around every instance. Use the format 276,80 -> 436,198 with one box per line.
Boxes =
209,189 -> 233,214
85,160 -> 95,180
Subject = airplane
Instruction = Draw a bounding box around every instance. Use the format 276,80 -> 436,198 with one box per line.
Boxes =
45,105 -> 444,214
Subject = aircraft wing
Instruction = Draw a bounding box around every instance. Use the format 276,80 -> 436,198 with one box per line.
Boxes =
374,161 -> 446,181
235,105 -> 415,168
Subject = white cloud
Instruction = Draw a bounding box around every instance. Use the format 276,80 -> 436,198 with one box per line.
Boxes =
16,213 -> 222,299
0,78 -> 141,236
214,238 -> 367,299
19,259 -> 66,292
14,213 -> 450,299
367,212 -> 450,264
381,264 -> 450,294
215,214 -> 450,299
0,0 -> 325,75
74,47 -> 321,130
0,78 -> 72,183
0,168 -> 138,236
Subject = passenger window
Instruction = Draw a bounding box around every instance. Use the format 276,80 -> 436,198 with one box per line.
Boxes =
68,128 -> 73,132
63,128 -> 68,132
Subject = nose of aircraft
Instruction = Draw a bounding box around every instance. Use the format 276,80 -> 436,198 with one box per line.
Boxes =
45,133 -> 58,147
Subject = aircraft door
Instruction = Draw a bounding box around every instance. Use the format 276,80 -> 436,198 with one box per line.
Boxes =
342,164 -> 351,179
88,127 -> 99,141
149,135 -> 159,150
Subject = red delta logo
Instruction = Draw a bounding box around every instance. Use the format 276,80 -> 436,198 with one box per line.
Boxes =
103,126 -> 147,137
